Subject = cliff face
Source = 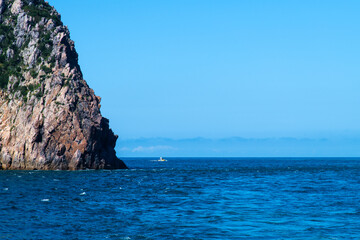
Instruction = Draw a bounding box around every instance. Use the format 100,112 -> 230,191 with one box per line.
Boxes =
0,0 -> 127,170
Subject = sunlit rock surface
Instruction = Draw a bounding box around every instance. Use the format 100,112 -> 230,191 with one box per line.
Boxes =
0,0 -> 127,170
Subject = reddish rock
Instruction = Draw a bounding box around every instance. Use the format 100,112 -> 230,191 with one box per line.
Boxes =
0,0 -> 127,170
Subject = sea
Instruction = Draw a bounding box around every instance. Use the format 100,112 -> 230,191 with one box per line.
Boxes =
1,157 -> 360,240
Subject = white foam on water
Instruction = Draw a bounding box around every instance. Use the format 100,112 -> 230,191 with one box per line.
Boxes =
41,199 -> 50,202
79,192 -> 86,196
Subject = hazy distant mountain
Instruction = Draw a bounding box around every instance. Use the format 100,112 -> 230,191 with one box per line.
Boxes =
117,137 -> 360,157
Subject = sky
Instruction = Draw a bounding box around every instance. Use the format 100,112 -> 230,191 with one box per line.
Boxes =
48,0 -> 360,156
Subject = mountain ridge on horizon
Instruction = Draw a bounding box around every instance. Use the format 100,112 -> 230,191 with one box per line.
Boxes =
117,136 -> 360,157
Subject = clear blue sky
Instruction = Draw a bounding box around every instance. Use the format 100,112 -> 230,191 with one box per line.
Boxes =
49,0 -> 360,141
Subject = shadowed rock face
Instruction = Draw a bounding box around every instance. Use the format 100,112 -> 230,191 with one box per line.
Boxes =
0,0 -> 127,170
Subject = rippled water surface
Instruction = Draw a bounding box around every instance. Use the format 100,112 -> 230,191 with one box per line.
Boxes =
1,158 -> 360,239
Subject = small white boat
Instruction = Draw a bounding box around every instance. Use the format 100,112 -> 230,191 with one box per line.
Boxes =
150,157 -> 167,162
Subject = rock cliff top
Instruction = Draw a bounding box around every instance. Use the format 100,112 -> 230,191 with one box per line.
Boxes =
0,0 -> 127,169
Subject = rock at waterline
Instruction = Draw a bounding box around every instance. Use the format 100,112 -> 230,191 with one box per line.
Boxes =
0,0 -> 127,170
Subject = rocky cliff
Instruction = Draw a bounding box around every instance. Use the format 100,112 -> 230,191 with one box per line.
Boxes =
0,0 -> 127,170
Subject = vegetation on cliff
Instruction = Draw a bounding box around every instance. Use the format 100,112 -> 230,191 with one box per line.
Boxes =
0,0 -> 127,170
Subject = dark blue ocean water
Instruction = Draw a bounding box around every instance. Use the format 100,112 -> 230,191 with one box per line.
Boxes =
1,158 -> 360,240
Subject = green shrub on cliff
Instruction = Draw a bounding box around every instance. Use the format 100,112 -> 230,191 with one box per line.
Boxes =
41,65 -> 52,74
0,72 -> 9,89
23,1 -> 61,26
0,14 -> 22,89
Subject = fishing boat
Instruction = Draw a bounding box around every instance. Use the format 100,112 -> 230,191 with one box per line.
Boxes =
150,157 -> 167,162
